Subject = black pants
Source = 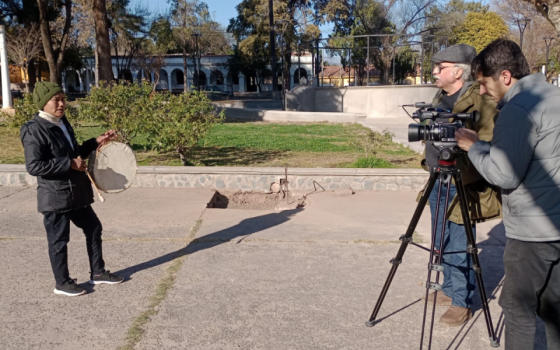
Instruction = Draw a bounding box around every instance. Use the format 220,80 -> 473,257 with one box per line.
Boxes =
499,238 -> 560,350
43,205 -> 105,286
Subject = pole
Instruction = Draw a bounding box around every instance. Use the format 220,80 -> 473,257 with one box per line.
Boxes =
0,26 -> 13,110
392,48 -> 395,84
268,0 -> 279,95
316,39 -> 320,87
298,42 -> 301,84
367,36 -> 370,86
321,48 -> 324,87
430,40 -> 434,83
420,36 -> 424,84
280,32 -> 285,110
311,42 -> 315,86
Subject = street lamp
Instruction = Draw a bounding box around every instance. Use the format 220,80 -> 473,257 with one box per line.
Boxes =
275,19 -> 288,111
191,33 -> 201,90
516,17 -> 531,52
544,36 -> 555,78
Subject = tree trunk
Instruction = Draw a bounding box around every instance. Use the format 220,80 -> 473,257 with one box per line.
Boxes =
36,0 -> 72,85
94,0 -> 114,85
23,65 -> 29,93
178,147 -> 189,166
36,0 -> 60,84
27,59 -> 37,92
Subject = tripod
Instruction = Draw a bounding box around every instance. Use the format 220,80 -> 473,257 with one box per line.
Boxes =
365,153 -> 500,349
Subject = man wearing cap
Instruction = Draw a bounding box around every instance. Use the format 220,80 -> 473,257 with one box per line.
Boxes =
20,82 -> 124,296
419,44 -> 501,326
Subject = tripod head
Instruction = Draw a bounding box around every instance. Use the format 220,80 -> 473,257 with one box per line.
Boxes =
434,143 -> 463,169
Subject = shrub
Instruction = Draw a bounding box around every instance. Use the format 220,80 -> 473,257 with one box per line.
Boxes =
1,93 -> 36,132
147,90 -> 225,165
353,128 -> 396,157
78,82 -> 155,143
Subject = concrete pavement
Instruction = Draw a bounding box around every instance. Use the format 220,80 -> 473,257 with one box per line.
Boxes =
0,187 -> 547,349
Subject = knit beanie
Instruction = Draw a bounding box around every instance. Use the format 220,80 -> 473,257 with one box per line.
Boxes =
33,82 -> 64,111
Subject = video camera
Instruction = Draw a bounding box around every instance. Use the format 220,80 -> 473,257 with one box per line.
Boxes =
405,103 -> 479,144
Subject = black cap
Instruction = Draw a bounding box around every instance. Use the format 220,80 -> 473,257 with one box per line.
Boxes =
432,44 -> 476,64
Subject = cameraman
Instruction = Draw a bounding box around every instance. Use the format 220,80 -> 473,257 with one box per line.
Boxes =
420,44 -> 500,327
456,39 -> 560,350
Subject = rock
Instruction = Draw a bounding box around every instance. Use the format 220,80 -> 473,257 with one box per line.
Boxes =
270,182 -> 281,193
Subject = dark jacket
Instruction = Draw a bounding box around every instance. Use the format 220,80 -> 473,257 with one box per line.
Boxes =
469,73 -> 560,242
20,114 -> 99,213
418,82 -> 502,224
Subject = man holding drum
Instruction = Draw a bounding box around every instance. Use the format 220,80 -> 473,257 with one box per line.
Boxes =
20,82 -> 124,296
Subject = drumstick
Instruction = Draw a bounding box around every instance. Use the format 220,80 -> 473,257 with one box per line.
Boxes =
85,169 -> 105,203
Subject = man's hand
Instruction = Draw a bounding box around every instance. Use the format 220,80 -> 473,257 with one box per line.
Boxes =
96,130 -> 116,145
455,128 -> 480,152
71,157 -> 87,172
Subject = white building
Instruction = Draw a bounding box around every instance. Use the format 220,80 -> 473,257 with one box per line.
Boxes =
64,53 -> 314,94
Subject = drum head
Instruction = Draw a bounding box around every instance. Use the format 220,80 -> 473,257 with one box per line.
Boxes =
89,142 -> 137,193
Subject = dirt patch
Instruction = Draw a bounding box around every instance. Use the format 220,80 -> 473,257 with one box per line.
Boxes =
207,190 -> 306,210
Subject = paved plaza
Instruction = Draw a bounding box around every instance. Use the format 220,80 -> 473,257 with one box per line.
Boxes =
0,186 -> 547,349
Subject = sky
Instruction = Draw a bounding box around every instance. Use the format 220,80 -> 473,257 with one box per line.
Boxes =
129,0 -> 333,33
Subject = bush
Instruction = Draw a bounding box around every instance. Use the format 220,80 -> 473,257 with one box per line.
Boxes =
351,156 -> 394,168
1,93 -> 36,132
78,82 -> 155,143
147,90 -> 225,165
353,128 -> 396,157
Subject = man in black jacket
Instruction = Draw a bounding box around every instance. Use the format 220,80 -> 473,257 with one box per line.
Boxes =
21,82 -> 124,296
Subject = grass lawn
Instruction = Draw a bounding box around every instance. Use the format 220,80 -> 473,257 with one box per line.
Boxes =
0,121 -> 422,168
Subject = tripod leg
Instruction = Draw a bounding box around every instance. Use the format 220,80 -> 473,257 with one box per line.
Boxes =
421,174 -> 452,350
454,173 -> 500,348
365,170 -> 438,327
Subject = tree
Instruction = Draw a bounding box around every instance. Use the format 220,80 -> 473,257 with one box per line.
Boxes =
170,0 -> 229,92
37,0 -> 73,85
321,0 -> 436,85
6,24 -> 43,92
424,0 -> 489,45
494,0 -> 556,72
454,12 -> 509,52
147,91 -> 225,165
133,17 -> 176,92
94,0 -> 114,84
108,0 -> 150,83
228,0 -> 321,91
521,0 -> 560,34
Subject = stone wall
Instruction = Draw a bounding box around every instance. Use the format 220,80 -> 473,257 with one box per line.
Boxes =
0,165 -> 429,192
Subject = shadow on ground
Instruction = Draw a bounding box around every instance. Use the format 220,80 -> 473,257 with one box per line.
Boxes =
113,209 -> 302,279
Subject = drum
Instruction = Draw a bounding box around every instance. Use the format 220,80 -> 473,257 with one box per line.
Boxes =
88,141 -> 137,193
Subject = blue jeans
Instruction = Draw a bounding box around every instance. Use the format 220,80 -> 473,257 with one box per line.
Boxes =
429,179 -> 476,309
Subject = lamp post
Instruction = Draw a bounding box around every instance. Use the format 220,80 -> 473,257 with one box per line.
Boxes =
275,19 -> 288,110
544,36 -> 555,79
191,33 -> 201,90
516,17 -> 531,52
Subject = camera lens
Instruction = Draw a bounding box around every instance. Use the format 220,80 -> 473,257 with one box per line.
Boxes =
408,124 -> 427,142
